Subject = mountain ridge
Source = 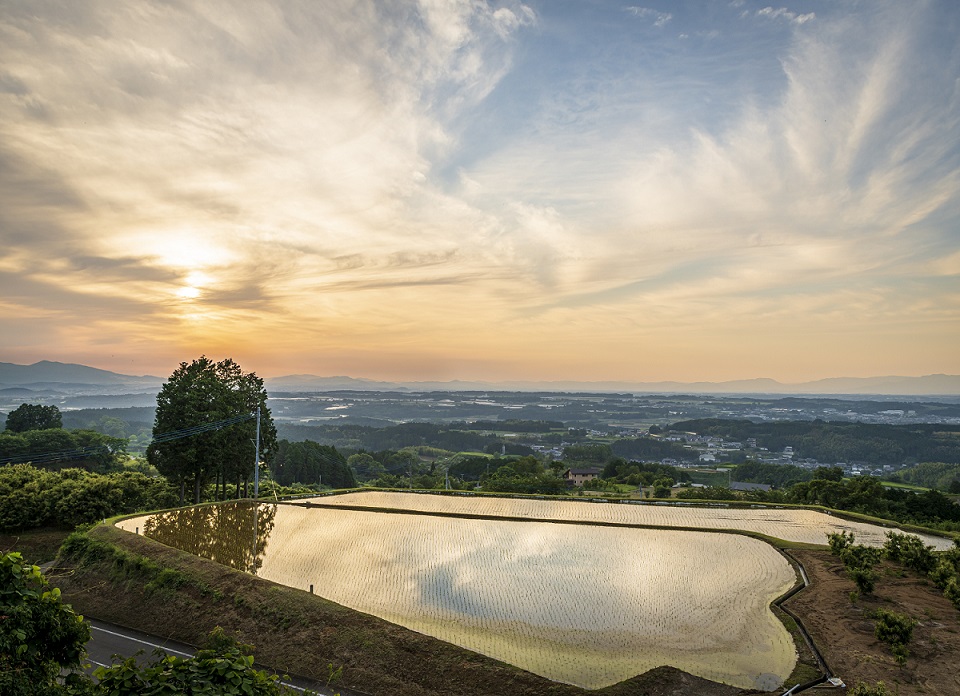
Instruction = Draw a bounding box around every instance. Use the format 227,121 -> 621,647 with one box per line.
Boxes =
1,361 -> 958,395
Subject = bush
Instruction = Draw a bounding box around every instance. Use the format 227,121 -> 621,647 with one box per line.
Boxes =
944,576 -> 960,611
827,531 -> 856,555
0,551 -> 91,695
883,532 -> 936,574
847,566 -> 877,594
874,608 -> 917,647
0,464 -> 176,531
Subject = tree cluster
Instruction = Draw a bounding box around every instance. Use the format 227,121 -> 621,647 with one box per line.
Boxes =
3,403 -> 63,433
271,440 -> 356,489
148,357 -> 276,504
1,415 -> 128,473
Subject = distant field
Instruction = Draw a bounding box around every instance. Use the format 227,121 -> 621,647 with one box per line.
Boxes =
312,490 -> 955,549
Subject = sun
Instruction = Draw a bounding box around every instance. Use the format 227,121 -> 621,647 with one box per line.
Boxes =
175,270 -> 214,301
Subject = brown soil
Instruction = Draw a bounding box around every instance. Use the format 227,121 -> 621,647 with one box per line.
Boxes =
785,550 -> 960,695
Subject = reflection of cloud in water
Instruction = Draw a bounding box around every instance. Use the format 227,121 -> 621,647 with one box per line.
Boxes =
123,503 -> 797,691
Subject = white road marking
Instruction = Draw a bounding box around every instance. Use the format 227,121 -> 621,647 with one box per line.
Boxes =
89,624 -> 193,657
88,624 -> 312,693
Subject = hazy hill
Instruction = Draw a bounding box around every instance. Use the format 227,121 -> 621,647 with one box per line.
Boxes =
0,361 -> 162,388
267,374 -> 960,396
1,361 -> 957,395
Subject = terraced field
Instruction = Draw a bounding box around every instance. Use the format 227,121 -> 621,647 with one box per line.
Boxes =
312,490 -> 954,549
120,501 -> 798,690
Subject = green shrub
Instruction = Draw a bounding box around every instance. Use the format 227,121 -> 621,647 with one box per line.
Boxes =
874,608 -> 917,647
850,682 -> 888,696
883,532 -> 936,574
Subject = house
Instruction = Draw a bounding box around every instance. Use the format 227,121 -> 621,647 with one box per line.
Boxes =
563,467 -> 603,486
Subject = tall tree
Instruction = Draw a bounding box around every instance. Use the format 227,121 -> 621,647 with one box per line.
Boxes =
148,357 -> 276,504
4,404 -> 62,433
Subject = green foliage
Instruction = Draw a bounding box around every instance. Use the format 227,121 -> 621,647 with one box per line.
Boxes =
827,531 -> 855,555
789,476 -> 960,530
847,566 -> 877,594
944,576 -> 960,611
609,437 -> 690,462
850,682 -> 888,696
444,455 -> 491,482
272,440 -> 355,489
0,426 -> 128,473
731,462 -> 812,488
149,357 -> 277,504
674,486 -> 739,501
894,462 -> 960,490
873,608 -> 917,651
601,459 -> 688,486
94,626 -> 306,695
0,551 -> 90,695
668,418 -> 960,466
827,532 -> 882,594
883,532 -> 936,574
812,466 -> 844,482
4,404 -> 62,433
479,457 -> 568,495
562,443 -> 612,463
0,464 -> 177,532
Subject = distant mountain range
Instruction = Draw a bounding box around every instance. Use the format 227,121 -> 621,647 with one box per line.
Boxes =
2,360 -> 959,395
0,361 -> 162,389
266,372 -> 960,396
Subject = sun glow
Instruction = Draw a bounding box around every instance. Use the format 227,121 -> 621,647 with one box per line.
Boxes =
174,270 -> 214,301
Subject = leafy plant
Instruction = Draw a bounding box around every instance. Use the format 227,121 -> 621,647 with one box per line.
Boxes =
0,551 -> 91,696
873,607 -> 917,666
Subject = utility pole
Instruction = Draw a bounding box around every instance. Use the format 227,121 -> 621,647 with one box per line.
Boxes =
253,406 -> 261,499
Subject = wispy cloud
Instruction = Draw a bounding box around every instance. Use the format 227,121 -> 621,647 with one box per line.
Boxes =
756,6 -> 815,25
623,6 -> 673,27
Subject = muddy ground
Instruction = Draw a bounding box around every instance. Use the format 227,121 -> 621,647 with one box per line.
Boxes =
785,550 -> 960,695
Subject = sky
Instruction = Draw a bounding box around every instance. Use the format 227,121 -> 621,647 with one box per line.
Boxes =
1,0 -> 958,384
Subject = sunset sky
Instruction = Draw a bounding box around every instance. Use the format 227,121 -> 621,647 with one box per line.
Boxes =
1,0 -> 958,383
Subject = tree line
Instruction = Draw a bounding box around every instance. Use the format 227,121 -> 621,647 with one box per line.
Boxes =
0,404 -> 128,473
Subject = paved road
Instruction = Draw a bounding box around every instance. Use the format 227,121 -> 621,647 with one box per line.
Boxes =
85,617 -> 349,695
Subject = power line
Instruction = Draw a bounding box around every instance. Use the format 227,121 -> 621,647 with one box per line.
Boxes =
0,413 -> 256,466
149,413 -> 255,445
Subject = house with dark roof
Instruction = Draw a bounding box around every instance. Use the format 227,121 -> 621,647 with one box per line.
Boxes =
563,467 -> 603,486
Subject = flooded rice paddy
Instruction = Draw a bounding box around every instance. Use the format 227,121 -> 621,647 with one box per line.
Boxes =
315,490 -> 955,549
119,496 -> 807,690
